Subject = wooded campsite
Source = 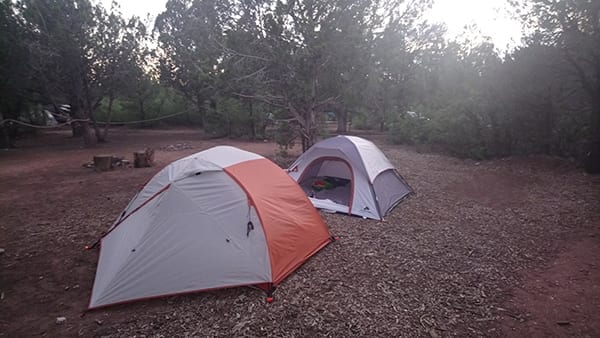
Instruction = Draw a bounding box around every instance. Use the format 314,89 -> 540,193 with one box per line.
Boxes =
1,0 -> 599,336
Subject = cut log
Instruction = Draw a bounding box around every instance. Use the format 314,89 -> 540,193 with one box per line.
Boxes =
93,155 -> 113,172
134,148 -> 154,168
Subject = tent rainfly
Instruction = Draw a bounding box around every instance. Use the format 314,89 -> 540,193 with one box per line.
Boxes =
287,135 -> 412,220
89,146 -> 333,309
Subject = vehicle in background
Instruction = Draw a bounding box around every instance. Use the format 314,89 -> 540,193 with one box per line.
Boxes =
44,104 -> 71,123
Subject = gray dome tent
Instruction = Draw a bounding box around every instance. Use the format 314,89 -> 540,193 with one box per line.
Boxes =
287,135 -> 412,220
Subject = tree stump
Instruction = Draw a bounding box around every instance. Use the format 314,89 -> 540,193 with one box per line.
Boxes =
134,148 -> 154,168
93,155 -> 113,172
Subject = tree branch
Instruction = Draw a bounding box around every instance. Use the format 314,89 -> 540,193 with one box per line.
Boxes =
213,38 -> 270,62
233,66 -> 266,82
232,92 -> 286,108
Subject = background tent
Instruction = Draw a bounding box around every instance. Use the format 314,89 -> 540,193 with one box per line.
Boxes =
89,146 -> 332,309
288,135 -> 411,220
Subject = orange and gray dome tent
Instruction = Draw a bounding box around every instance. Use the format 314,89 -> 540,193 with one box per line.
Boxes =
88,146 -> 333,309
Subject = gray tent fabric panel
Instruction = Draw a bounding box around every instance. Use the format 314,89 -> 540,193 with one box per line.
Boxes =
191,145 -> 263,168
175,171 -> 248,219
372,169 -> 411,216
90,172 -> 271,308
90,192 -> 167,304
345,136 -> 395,182
114,146 -> 261,227
113,159 -> 220,230
318,137 -> 368,175
290,137 -> 367,174
349,169 -> 381,219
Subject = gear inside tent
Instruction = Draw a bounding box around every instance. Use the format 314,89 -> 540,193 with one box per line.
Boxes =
287,135 -> 412,220
88,146 -> 333,309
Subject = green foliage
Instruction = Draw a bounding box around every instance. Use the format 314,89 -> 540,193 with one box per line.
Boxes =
389,114 -> 428,144
351,111 -> 382,131
155,0 -> 233,125
0,0 -> 598,170
389,110 -> 491,160
0,0 -> 36,146
4,0 -> 150,144
273,122 -> 297,157
94,85 -> 190,125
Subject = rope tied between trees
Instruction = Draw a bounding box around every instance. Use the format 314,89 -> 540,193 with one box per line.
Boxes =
0,111 -> 189,129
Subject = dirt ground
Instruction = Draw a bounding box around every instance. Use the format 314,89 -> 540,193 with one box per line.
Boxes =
0,128 -> 599,337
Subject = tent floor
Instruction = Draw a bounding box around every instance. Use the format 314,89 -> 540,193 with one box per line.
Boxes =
299,176 -> 351,207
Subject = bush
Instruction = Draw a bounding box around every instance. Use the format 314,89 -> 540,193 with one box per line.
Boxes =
203,98 -> 271,139
95,86 -> 192,127
352,111 -> 380,130
388,108 -> 491,160
388,113 -> 431,145
273,121 -> 297,157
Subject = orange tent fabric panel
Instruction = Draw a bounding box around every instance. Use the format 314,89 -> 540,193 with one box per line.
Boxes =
225,158 -> 332,284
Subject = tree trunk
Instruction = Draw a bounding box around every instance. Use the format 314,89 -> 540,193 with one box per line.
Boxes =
71,122 -> 84,137
227,112 -> 232,137
209,98 -> 217,113
0,110 -> 11,148
210,98 -> 219,134
70,102 -> 84,137
0,103 -> 19,147
300,110 -> 317,152
584,139 -> 600,174
157,96 -> 165,115
336,109 -> 347,133
89,110 -> 105,143
139,99 -> 146,126
542,98 -> 555,155
247,99 -> 255,139
302,78 -> 319,151
583,60 -> 600,173
103,95 -> 114,140
195,95 -> 205,127
80,120 -> 94,147
70,102 -> 94,145
487,109 -> 503,156
584,105 -> 600,174
347,112 -> 352,131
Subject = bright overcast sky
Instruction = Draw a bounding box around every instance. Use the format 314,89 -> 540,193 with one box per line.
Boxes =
100,0 -> 523,50
427,0 -> 523,50
99,0 -> 166,21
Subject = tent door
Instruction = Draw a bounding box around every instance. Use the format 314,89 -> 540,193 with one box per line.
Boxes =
297,157 -> 354,213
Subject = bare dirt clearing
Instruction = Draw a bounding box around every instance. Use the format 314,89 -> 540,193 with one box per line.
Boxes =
1,128 -> 599,337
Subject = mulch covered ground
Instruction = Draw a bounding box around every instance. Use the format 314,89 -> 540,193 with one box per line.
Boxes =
0,128 -> 598,337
